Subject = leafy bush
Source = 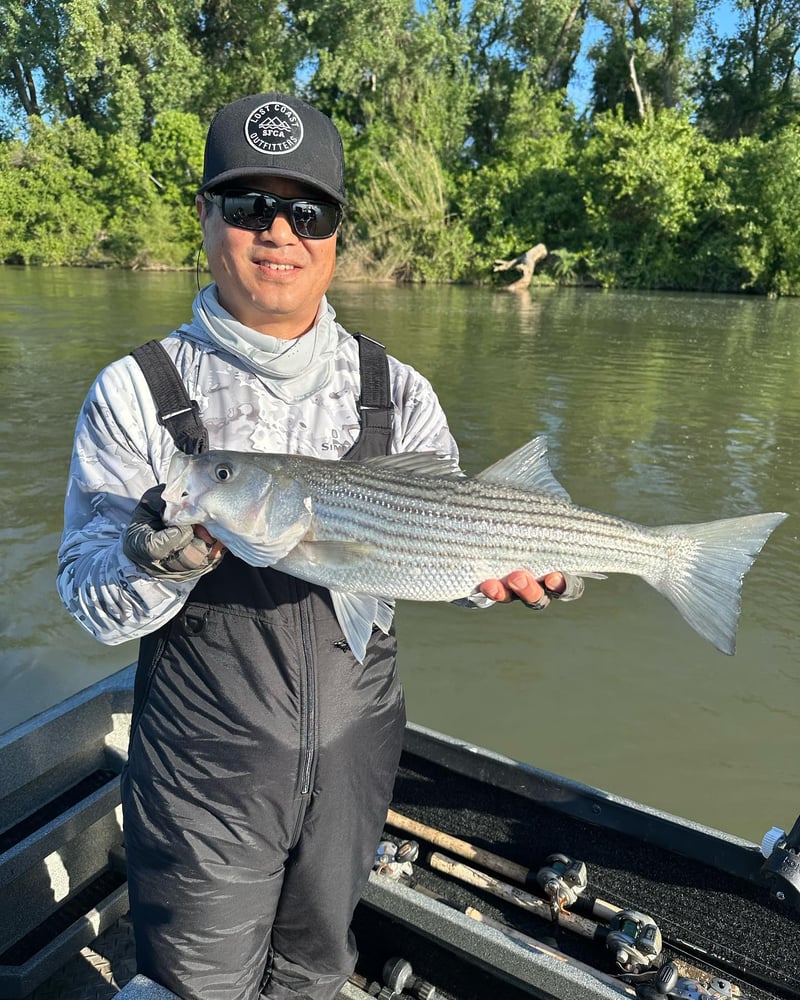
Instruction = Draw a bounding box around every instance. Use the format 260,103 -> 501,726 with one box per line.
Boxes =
580,107 -> 726,289
340,139 -> 473,283
724,129 -> 800,295
0,118 -> 104,265
457,83 -> 588,272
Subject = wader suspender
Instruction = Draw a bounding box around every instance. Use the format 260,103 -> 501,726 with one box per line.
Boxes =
130,333 -> 393,456
131,340 -> 209,455
351,334 -> 394,457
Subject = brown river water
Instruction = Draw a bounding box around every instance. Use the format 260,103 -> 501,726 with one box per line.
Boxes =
1,266 -> 798,842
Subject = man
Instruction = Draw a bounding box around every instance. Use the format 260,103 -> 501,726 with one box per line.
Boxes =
58,93 -> 578,1000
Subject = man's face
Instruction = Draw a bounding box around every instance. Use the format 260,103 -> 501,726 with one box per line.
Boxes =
197,176 -> 338,339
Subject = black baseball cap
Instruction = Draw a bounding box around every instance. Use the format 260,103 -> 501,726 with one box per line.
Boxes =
198,93 -> 346,204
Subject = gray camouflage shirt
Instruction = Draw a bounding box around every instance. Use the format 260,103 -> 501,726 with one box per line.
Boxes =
57,294 -> 457,645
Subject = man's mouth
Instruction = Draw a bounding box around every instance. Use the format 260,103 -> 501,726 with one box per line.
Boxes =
258,261 -> 296,271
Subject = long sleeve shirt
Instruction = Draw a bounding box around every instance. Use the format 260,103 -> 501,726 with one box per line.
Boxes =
57,306 -> 457,645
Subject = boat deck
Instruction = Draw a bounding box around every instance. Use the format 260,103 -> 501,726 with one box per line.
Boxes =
23,917 -> 370,1000
23,916 -> 134,1000
2,668 -> 798,1000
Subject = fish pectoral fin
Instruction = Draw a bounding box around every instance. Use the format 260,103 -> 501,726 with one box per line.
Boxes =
295,540 -> 378,565
330,591 -> 396,664
477,435 -> 572,501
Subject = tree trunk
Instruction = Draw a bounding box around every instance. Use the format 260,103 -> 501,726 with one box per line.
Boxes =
493,244 -> 549,291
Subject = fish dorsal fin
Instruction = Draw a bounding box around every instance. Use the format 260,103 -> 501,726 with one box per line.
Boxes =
330,591 -> 396,664
361,451 -> 463,478
476,435 -> 572,501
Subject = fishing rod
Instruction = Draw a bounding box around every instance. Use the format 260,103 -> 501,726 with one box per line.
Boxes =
387,809 -> 619,920
375,865 -> 736,1000
383,812 -> 797,1000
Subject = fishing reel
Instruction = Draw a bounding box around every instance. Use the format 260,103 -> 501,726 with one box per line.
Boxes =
760,815 -> 800,911
381,957 -> 437,1000
606,909 -> 663,973
635,962 -> 740,1000
373,839 -> 419,880
536,853 -> 588,916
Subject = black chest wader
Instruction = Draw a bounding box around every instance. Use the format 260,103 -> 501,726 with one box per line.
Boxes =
121,337 -> 405,1000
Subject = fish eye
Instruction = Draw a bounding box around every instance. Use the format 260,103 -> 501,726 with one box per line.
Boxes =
213,463 -> 234,483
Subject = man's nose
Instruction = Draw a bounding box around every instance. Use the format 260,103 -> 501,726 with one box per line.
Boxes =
260,210 -> 297,242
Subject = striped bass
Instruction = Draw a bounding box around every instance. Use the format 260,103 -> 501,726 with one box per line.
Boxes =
161,436 -> 787,662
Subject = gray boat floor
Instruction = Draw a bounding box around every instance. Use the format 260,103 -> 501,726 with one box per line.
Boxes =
25,916 -> 135,1000
25,916 -> 361,1000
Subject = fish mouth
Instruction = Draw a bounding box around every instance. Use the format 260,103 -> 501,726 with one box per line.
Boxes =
161,454 -> 197,524
162,490 -> 198,525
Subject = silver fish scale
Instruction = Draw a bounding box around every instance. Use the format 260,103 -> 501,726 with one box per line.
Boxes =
282,459 -> 673,601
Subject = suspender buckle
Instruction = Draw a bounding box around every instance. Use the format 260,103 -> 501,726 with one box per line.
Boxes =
157,400 -> 201,425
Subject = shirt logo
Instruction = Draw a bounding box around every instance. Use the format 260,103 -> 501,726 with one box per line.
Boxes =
245,101 -> 304,156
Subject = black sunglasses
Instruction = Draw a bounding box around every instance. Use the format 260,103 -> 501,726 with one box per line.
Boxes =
204,189 -> 342,240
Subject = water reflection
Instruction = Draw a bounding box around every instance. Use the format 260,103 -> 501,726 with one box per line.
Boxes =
1,270 -> 797,840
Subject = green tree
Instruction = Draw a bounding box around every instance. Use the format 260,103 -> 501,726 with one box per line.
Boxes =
589,1 -> 704,121
694,0 -> 800,139
97,110 -> 205,267
465,0 -> 589,162
0,0 -> 206,138
289,0 -> 415,103
458,81 -> 586,268
194,0 -> 300,114
0,116 -> 104,264
580,106 -> 728,288
723,127 -> 800,292
307,0 -> 477,280
0,0 -> 63,119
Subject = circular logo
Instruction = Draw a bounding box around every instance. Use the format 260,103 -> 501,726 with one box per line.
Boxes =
244,101 -> 304,156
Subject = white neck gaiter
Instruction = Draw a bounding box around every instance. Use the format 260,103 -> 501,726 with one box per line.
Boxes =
189,283 -> 338,402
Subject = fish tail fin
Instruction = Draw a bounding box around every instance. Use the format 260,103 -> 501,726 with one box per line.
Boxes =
645,512 -> 787,655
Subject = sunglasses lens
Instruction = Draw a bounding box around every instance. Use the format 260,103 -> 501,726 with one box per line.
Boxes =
222,194 -> 275,231
216,192 -> 340,239
291,201 -> 340,239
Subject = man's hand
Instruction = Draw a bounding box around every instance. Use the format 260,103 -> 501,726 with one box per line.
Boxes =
123,485 -> 225,582
478,571 -> 584,610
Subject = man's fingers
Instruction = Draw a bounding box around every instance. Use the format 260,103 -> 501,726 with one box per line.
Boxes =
542,572 -> 567,596
477,579 -> 511,603
478,572 -> 551,608
506,570 -> 545,603
506,571 -> 551,609
477,571 -> 578,609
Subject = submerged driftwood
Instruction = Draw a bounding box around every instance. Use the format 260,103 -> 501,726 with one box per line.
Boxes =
493,244 -> 548,291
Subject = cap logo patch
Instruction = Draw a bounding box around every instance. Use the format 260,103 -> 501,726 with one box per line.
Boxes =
245,101 -> 303,156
